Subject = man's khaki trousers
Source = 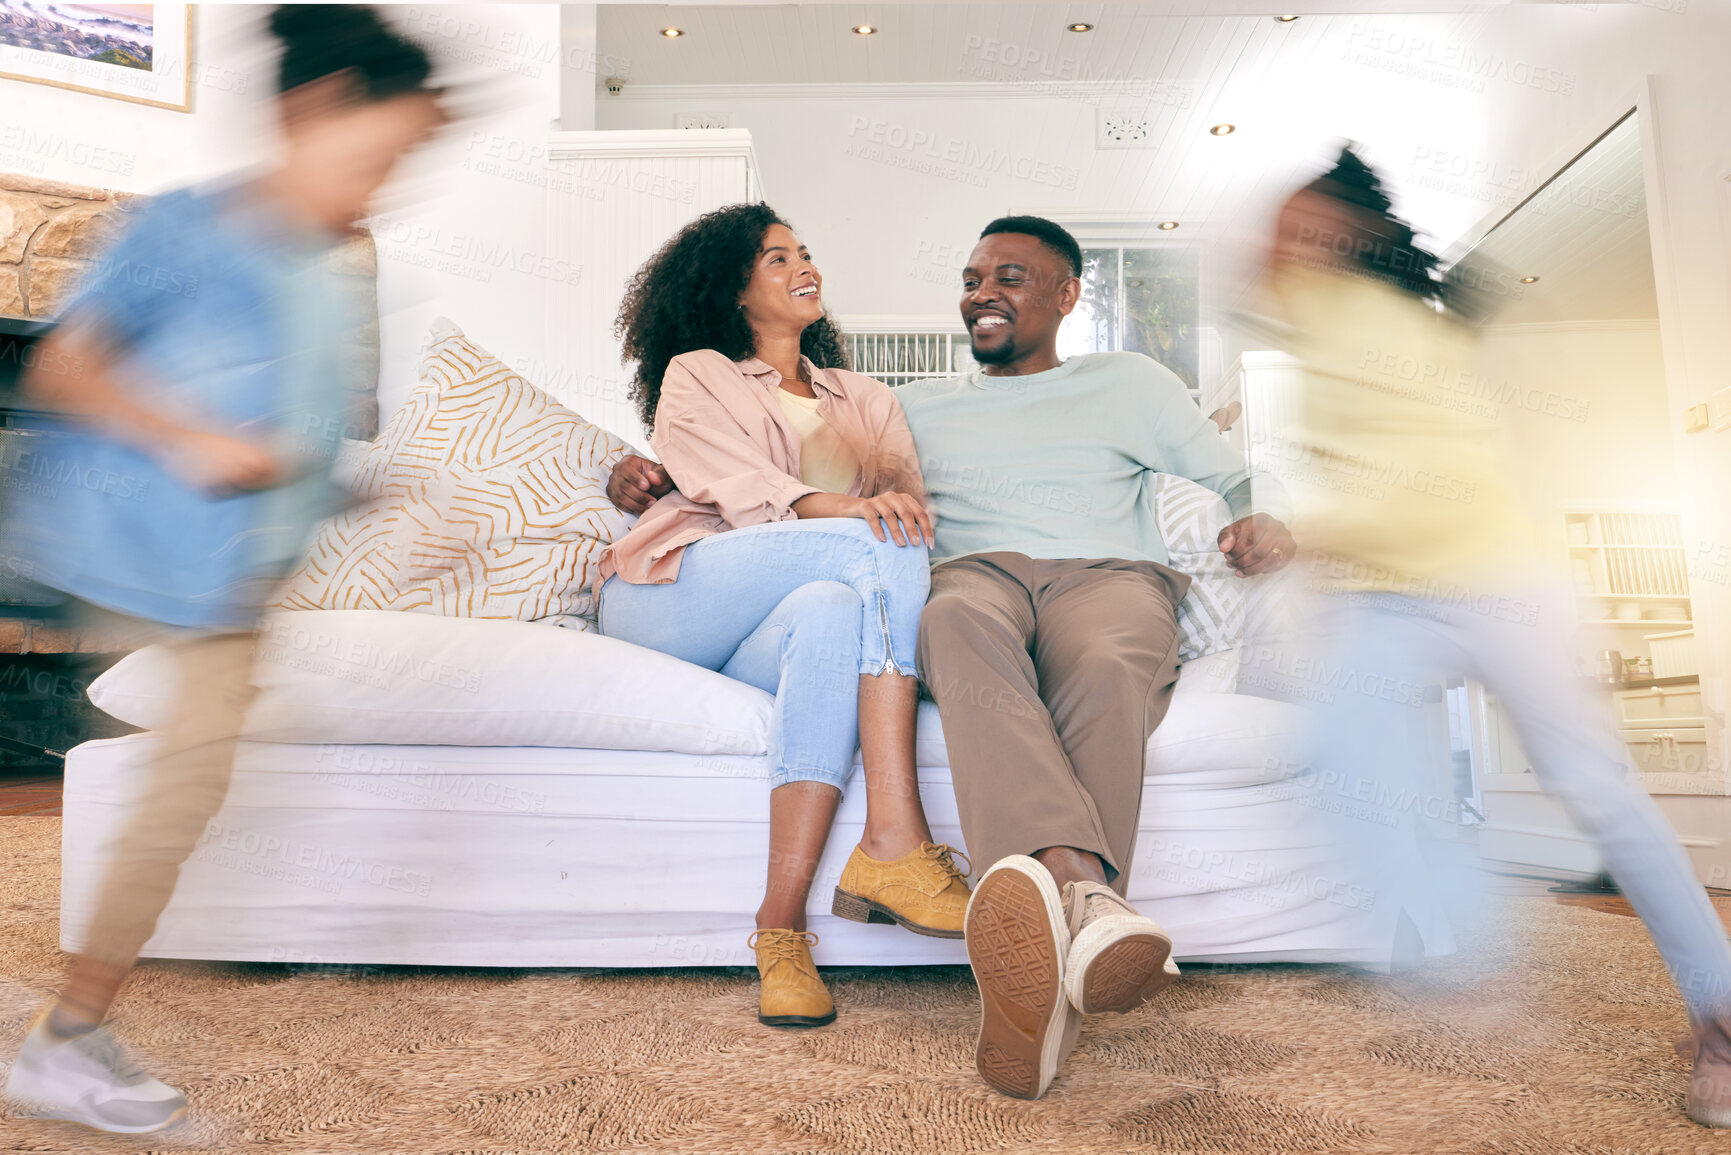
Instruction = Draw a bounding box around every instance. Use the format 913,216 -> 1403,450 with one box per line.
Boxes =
915,553 -> 1189,889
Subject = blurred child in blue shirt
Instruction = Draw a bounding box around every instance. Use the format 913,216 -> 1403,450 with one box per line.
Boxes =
2,5 -> 445,1135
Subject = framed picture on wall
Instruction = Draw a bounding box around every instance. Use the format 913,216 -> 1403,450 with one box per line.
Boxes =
0,3 -> 193,112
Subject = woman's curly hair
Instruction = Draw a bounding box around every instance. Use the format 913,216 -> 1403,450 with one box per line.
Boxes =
615,202 -> 849,427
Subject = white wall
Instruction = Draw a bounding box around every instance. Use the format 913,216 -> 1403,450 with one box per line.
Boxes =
558,5 -> 600,132
1479,321 -> 1675,520
594,14 -> 1499,332
0,5 -> 269,192
1476,321 -> 1677,663
1,4 -> 563,427
351,6 -> 562,422
1455,3 -> 1731,824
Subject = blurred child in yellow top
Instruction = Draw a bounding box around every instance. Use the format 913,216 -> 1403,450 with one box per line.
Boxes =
1267,148 -> 1731,1130
1270,256 -> 1538,596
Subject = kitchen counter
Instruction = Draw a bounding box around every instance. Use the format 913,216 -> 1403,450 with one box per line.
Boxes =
1589,675 -> 1700,691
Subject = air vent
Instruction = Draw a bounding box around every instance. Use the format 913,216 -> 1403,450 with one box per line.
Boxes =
1096,97 -> 1167,149
845,332 -> 972,386
675,112 -> 734,129
1098,110 -> 1152,148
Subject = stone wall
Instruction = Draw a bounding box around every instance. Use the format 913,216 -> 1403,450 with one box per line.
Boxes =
0,168 -> 380,673
0,171 -> 136,318
0,168 -> 380,435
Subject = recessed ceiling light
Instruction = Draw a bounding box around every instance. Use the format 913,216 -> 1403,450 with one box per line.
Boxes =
1067,22 -> 1094,32
1274,14 -> 1300,22
1209,123 -> 1235,136
852,24 -> 877,35
1158,220 -> 1180,231
659,27 -> 683,38
1520,275 -> 1540,283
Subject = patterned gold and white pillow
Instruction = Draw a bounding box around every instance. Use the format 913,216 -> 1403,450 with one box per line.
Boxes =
1150,472 -> 1246,661
278,319 -> 631,626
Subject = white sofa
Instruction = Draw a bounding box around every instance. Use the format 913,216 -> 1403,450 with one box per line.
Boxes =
57,616 -> 1393,969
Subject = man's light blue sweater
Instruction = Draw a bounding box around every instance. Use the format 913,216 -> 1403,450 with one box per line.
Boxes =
895,351 -> 1278,566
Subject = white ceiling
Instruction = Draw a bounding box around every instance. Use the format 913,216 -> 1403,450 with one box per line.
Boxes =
598,4 -> 1486,88
601,0 -> 1505,8
1463,112 -> 1657,323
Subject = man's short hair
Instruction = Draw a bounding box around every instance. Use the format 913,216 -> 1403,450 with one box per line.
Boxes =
978,216 -> 1082,279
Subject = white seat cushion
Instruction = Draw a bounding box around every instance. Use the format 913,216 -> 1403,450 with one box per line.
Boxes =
88,611 -> 773,757
92,615 -> 1291,770
893,673 -> 1305,784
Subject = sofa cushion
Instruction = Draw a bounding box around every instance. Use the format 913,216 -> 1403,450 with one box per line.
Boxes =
277,318 -> 630,626
87,610 -> 773,756
895,675 -> 1304,785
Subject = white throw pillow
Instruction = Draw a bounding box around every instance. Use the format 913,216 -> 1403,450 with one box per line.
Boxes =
1150,472 -> 1246,662
87,611 -> 773,756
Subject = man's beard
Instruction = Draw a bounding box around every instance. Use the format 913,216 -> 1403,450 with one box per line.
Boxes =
969,335 -> 1018,365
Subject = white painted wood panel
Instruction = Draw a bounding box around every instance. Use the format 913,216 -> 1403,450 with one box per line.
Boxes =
544,130 -> 760,449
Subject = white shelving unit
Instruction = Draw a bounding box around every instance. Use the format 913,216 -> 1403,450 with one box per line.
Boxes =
1564,509 -> 1692,629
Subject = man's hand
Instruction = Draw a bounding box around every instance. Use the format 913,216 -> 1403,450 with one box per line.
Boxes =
1218,513 -> 1295,577
607,453 -> 674,516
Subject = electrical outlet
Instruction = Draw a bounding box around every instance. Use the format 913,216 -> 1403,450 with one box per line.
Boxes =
1709,385 -> 1731,431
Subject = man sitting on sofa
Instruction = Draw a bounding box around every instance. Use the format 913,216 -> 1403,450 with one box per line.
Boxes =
607,215 -> 1294,1100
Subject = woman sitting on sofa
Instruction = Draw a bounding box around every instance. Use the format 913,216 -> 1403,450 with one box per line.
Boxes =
596,203 -> 970,1028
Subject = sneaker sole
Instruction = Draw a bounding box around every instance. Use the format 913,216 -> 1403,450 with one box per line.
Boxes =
13,1101 -> 189,1136
832,888 -> 965,939
1065,915 -> 1178,1015
966,856 -> 1071,1100
758,1011 -> 836,1028
1689,1102 -> 1731,1129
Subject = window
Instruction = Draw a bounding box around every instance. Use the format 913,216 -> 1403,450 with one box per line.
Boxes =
1060,246 -> 1201,396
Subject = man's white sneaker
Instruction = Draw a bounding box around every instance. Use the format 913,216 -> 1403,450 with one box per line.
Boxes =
966,855 -> 1082,1100
5,1010 -> 188,1134
1061,881 -> 1180,1015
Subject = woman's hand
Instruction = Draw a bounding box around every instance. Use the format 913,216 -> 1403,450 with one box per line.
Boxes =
607,453 -> 674,515
852,491 -> 934,547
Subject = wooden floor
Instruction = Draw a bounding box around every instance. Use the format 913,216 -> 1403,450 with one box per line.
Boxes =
1485,868 -> 1731,927
0,766 -> 61,816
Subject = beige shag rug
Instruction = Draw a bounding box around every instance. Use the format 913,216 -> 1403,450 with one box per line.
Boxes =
0,815 -> 1721,1154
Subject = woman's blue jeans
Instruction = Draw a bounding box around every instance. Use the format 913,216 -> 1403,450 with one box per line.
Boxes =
599,519 -> 930,790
